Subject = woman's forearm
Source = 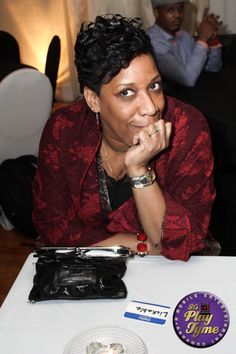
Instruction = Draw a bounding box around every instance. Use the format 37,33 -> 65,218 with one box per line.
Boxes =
131,180 -> 166,246
92,232 -> 161,255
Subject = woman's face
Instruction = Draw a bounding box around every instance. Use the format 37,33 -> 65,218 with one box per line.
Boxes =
94,53 -> 165,150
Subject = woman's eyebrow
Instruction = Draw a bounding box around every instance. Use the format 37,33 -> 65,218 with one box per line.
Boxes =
113,75 -> 162,89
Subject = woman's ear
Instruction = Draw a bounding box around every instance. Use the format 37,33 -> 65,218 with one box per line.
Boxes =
83,87 -> 100,113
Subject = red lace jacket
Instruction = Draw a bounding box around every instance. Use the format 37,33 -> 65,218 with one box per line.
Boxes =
32,96 -> 215,261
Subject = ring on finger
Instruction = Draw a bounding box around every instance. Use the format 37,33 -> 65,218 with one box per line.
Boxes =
149,128 -> 160,137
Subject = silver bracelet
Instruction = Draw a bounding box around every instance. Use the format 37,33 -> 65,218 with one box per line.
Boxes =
129,167 -> 156,189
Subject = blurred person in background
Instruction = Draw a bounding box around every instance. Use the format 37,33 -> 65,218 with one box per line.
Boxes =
147,0 -> 222,87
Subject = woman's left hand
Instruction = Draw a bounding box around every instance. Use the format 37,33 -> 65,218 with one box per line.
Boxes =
125,119 -> 172,176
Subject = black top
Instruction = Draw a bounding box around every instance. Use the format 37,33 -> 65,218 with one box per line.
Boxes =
105,172 -> 132,210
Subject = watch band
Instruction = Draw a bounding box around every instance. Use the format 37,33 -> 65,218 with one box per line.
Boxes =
129,167 -> 156,189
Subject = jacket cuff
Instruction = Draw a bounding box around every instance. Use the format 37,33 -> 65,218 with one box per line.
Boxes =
208,36 -> 221,47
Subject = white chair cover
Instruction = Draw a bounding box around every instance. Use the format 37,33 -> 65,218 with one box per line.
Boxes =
0,68 -> 53,163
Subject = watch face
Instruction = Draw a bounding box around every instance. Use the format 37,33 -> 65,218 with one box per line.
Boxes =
129,169 -> 155,188
141,170 -> 155,185
173,291 -> 230,348
142,173 -> 152,184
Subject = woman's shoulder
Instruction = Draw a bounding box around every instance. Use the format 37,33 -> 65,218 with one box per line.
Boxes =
40,98 -> 95,144
51,98 -> 90,123
164,95 -> 209,131
48,98 -> 94,129
164,95 -> 212,153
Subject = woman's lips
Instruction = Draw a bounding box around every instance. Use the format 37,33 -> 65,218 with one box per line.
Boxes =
131,125 -> 147,131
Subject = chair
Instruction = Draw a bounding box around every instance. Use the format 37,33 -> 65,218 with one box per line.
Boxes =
45,35 -> 61,101
0,30 -> 20,63
0,68 -> 53,164
218,34 -> 236,68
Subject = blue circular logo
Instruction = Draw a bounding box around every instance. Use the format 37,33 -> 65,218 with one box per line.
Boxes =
173,291 -> 230,348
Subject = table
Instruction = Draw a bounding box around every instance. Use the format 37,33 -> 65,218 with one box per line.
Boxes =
0,254 -> 235,354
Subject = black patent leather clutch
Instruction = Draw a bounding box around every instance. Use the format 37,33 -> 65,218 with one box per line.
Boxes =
28,246 -> 133,302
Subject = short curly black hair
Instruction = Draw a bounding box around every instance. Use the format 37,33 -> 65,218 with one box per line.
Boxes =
74,14 -> 156,95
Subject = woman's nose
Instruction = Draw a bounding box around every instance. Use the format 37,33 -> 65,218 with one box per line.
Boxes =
138,93 -> 158,116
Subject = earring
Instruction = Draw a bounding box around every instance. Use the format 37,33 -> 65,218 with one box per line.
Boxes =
95,112 -> 99,126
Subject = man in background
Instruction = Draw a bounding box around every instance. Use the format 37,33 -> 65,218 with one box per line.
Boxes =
147,0 -> 222,87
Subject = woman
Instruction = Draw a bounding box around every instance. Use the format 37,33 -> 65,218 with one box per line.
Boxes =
32,14 -> 215,260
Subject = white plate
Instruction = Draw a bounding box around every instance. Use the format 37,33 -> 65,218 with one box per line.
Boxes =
64,324 -> 148,354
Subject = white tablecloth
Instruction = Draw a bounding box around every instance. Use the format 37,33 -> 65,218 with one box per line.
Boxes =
0,254 -> 235,354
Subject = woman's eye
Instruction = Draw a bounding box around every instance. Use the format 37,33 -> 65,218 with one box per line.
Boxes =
149,82 -> 161,91
120,89 -> 134,97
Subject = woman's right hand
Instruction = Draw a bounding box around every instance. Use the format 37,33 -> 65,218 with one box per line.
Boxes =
124,119 -> 172,178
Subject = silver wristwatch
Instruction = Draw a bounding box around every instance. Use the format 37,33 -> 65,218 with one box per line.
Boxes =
129,167 -> 156,189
